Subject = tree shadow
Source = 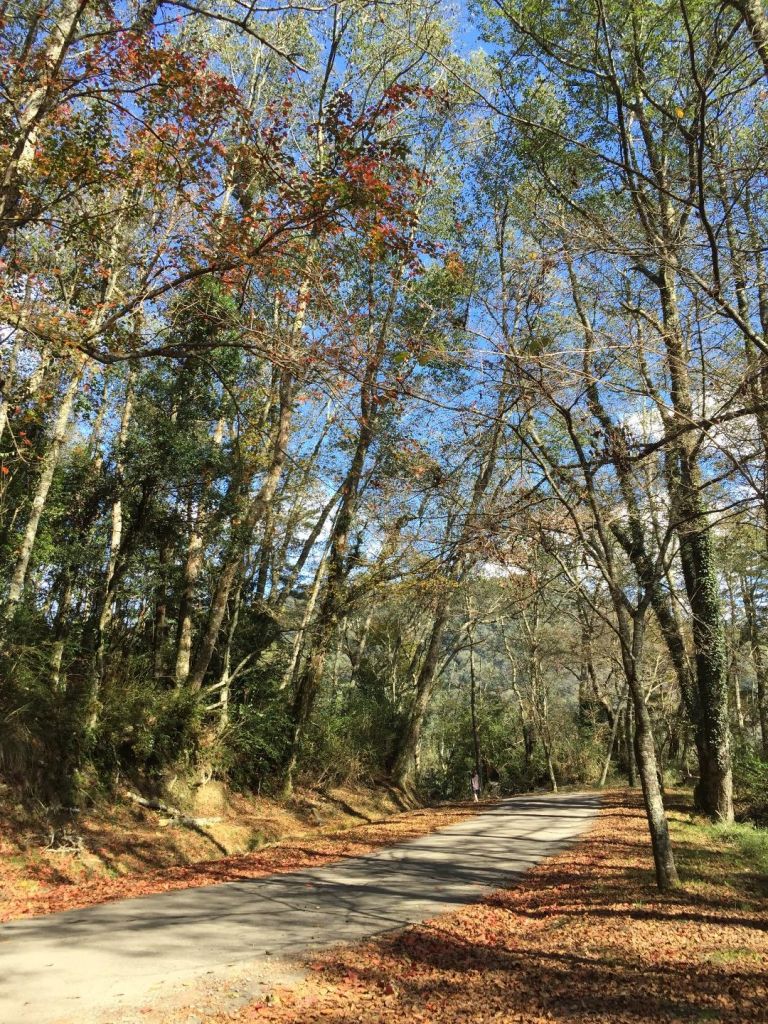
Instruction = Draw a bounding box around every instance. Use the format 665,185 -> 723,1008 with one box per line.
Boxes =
316,925 -> 766,1024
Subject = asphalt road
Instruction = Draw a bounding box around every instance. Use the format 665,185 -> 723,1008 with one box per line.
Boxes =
0,790 -> 600,1024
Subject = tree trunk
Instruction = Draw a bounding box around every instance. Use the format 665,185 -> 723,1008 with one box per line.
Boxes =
727,0 -> 768,80
49,573 -> 73,692
624,703 -> 636,787
575,274 -> 714,808
3,358 -> 87,620
279,540 -> 331,692
188,371 -> 293,691
212,584 -> 243,735
742,580 -> 768,759
153,542 -> 170,681
544,747 -> 558,793
282,400 -> 375,792
85,371 -> 134,725
657,263 -> 733,822
632,683 -> 680,891
676,513 -> 733,821
174,508 -> 204,687
391,601 -> 450,794
599,689 -> 628,787
469,625 -> 481,780
175,417 -> 224,687
587,257 -> 732,822
618,608 -> 679,891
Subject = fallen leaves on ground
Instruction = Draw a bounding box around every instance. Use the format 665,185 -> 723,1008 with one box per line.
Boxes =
0,801 -> 480,923
205,791 -> 768,1024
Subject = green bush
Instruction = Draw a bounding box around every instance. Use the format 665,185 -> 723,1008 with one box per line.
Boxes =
298,679 -> 402,789
215,697 -> 293,793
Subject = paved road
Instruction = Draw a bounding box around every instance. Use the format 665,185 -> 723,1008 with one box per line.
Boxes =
0,791 -> 600,1024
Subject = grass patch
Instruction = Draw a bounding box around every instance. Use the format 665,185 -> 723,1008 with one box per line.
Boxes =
669,801 -> 768,902
704,947 -> 763,964
712,820 -> 768,873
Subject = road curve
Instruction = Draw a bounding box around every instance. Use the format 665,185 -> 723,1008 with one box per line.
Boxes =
0,790 -> 600,1024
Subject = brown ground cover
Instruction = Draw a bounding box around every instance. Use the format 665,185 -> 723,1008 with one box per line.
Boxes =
0,796 -> 479,923
203,791 -> 768,1024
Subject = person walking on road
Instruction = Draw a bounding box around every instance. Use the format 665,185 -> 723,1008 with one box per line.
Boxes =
471,770 -> 481,802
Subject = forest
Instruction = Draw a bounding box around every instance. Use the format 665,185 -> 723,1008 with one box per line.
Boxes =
1,0 -> 767,894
